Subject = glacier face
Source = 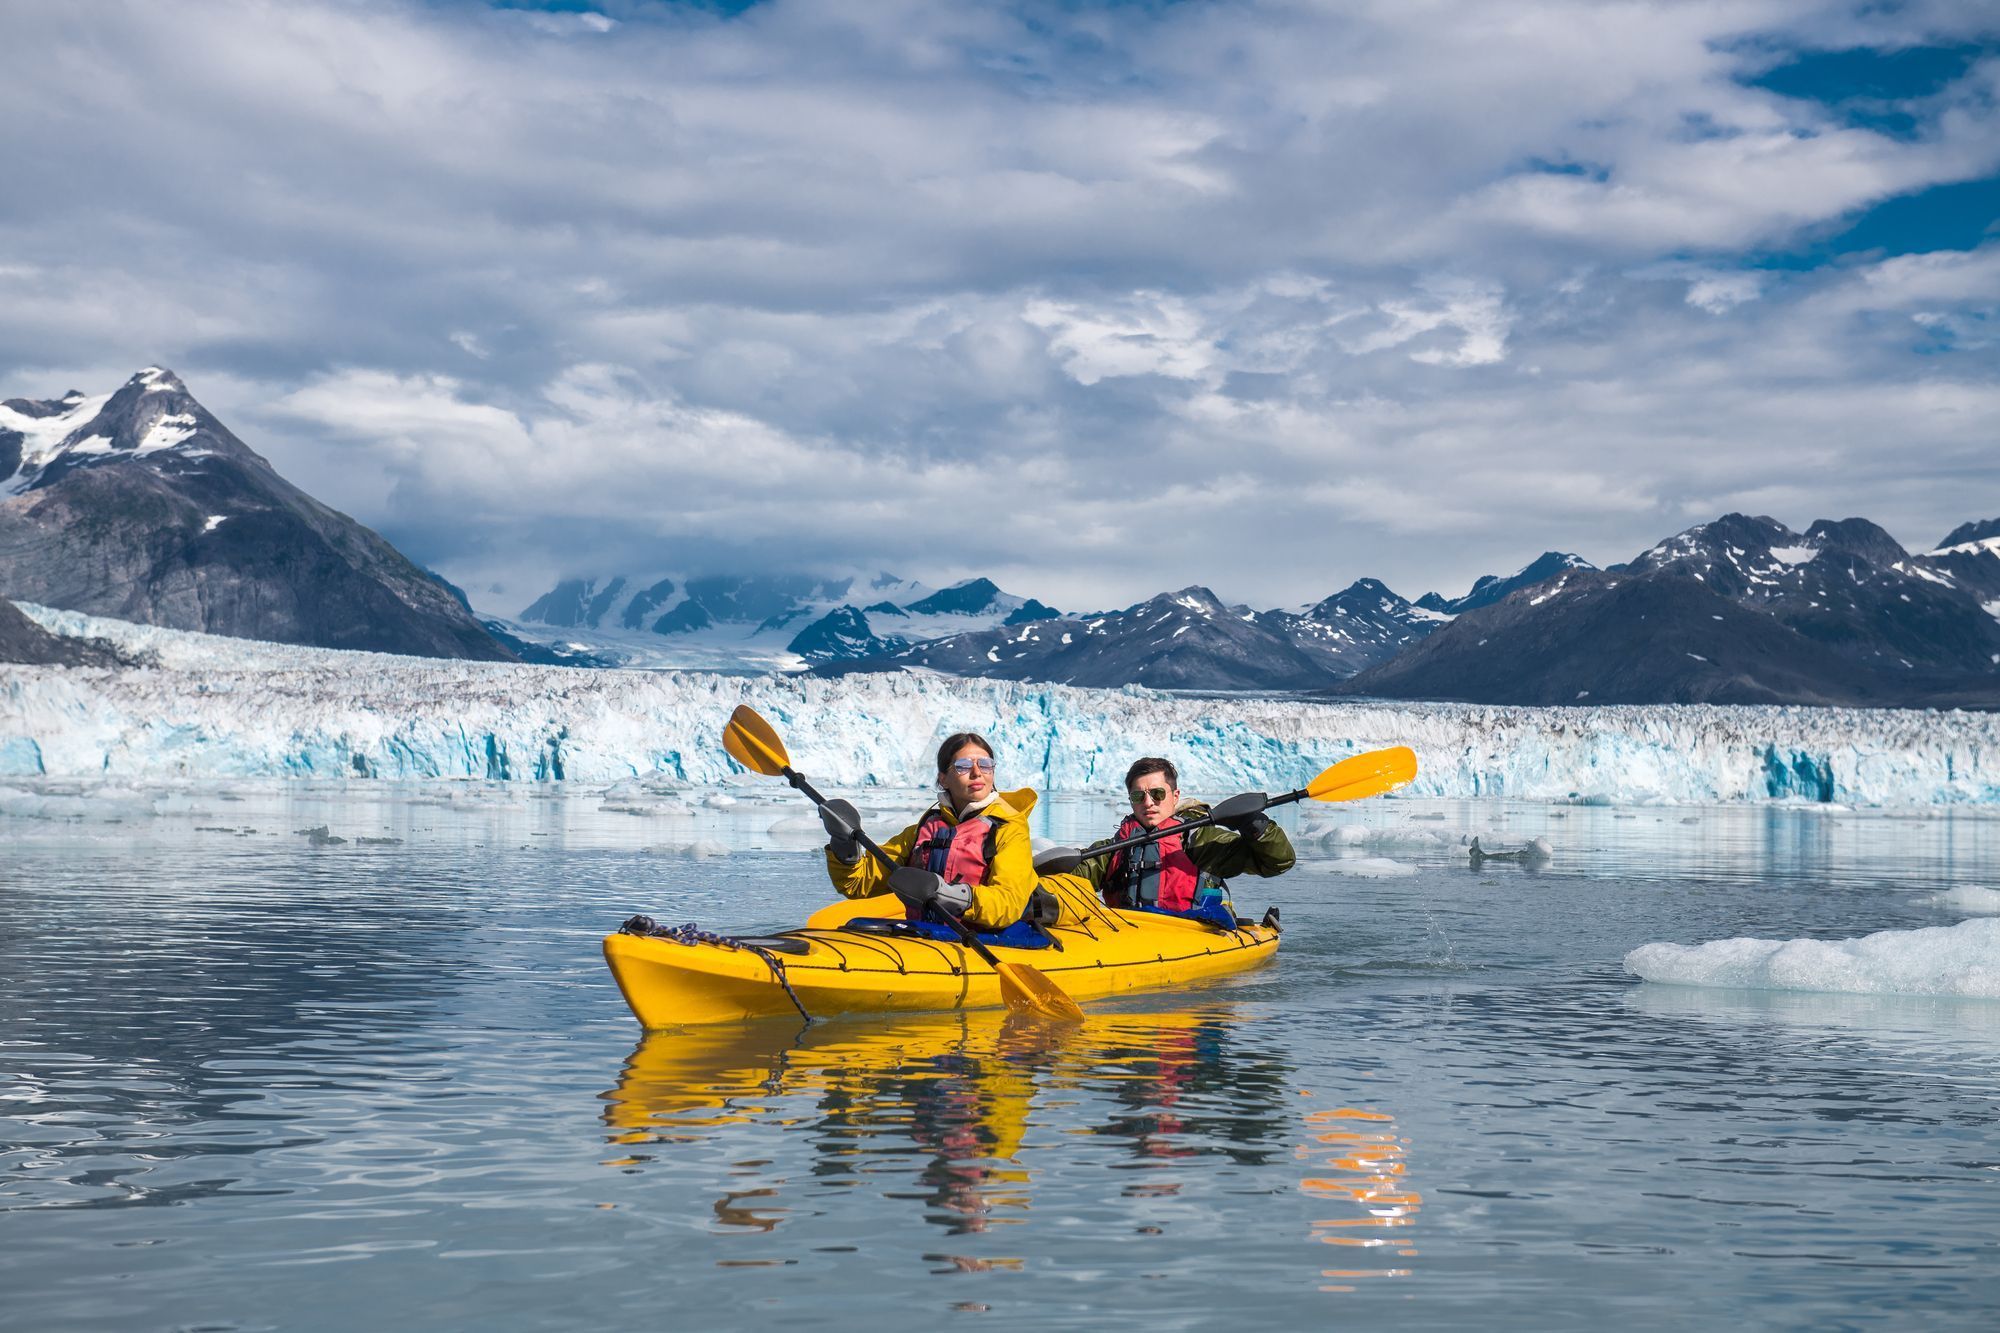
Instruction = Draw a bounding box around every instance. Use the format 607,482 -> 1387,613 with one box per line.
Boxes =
5,603 -> 1999,804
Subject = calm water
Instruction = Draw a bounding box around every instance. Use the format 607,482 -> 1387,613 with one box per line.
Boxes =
3,781 -> 1998,1331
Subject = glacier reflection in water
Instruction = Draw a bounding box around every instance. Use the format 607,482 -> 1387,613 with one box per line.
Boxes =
2,782 -> 1998,1330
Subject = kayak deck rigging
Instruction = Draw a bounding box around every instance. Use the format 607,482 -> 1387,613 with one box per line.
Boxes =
604,894 -> 1280,1028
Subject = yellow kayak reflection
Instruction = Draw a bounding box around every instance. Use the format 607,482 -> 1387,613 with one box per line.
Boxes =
602,1005 -> 1299,1237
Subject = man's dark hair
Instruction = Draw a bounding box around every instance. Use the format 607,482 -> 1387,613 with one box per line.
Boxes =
937,732 -> 995,774
1124,757 -> 1178,791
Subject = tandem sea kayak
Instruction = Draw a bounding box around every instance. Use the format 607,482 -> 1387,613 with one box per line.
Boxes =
602,894 -> 1280,1027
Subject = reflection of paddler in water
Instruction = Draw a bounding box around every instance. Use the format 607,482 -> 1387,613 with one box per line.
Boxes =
603,1011 -> 1056,1236
600,1007 -> 1285,1231
1083,1009 -> 1292,1167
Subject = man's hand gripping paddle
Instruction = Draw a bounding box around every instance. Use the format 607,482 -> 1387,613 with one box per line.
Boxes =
1031,746 -> 1419,875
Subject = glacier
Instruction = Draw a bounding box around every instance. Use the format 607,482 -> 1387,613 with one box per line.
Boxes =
4,602 -> 1999,805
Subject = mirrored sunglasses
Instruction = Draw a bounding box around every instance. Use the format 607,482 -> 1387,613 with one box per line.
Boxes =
951,757 -> 997,775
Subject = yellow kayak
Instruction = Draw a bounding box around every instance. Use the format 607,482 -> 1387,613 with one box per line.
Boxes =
602,894 -> 1280,1027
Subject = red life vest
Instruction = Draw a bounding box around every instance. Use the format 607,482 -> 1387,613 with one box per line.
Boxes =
906,808 -> 998,921
1106,814 -> 1201,911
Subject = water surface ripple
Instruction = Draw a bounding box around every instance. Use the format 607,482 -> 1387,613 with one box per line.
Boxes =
3,786 -> 1997,1329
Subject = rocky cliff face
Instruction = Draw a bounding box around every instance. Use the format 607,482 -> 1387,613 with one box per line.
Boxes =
0,369 -> 513,660
0,596 -> 126,667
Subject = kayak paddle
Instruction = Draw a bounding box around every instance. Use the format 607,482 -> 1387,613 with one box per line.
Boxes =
722,705 -> 1085,1023
1032,745 -> 1419,874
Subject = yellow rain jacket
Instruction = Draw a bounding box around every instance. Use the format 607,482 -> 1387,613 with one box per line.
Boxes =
825,788 -> 1041,931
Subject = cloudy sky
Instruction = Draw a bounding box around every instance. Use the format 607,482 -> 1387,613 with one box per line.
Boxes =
3,0 -> 1997,614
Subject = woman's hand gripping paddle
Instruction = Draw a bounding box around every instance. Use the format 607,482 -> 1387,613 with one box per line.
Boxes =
722,705 -> 1085,1022
1032,746 -> 1420,874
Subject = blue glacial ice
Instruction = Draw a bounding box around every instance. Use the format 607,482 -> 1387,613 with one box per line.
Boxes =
4,603 -> 2000,806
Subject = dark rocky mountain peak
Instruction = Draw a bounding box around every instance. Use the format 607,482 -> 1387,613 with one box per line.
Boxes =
906,577 -> 1002,616
788,605 -> 910,662
1803,517 -> 1905,567
1342,508 -> 2000,709
1001,598 -> 1061,626
1625,513 -> 1791,571
1303,577 -> 1411,620
0,368 -> 512,661
1281,577 -> 1444,678
1435,551 -> 1595,614
520,577 -> 593,626
521,575 -> 631,629
4,366 -> 265,495
1936,518 -> 2000,552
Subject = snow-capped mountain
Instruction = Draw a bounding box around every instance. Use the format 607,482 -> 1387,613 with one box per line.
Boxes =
499,570 -> 1059,670
1415,551 -> 1596,615
1277,578 -> 1451,677
1343,514 -> 2000,707
786,606 -> 911,663
822,575 -> 1451,690
1616,514 -> 2000,676
825,586 -> 1343,690
0,369 -> 512,661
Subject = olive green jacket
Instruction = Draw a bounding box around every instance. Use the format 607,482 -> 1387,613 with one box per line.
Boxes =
1041,800 -> 1295,909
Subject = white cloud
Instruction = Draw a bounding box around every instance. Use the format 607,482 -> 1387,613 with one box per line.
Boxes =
1686,273 -> 1763,314
1344,281 -> 1512,367
1,0 -> 1997,607
1022,294 -> 1214,386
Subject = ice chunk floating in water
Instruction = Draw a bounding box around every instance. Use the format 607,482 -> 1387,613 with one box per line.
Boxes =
1625,919 -> 2000,999
1934,885 -> 2000,915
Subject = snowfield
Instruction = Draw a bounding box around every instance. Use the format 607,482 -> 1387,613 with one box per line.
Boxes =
4,603 -> 1999,804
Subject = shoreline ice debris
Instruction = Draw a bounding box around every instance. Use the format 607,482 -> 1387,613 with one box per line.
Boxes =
1625,919 -> 2000,998
3,602 -> 2000,804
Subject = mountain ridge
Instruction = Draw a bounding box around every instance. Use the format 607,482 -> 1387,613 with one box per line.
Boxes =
1,368 -> 513,661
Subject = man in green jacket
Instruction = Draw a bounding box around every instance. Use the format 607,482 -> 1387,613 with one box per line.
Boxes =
1044,756 -> 1295,917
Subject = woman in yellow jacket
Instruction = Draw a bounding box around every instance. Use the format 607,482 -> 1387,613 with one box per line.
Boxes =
820,731 -> 1043,930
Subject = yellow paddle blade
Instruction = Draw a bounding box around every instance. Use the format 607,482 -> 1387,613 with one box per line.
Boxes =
722,705 -> 791,776
1304,745 -> 1418,803
996,962 -> 1086,1022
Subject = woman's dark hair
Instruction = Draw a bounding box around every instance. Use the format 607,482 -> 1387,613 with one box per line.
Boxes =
1125,757 -> 1178,791
937,732 -> 996,774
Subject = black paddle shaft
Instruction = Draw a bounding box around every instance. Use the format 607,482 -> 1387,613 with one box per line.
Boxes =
784,766 -> 1011,970
1066,785 -> 1308,867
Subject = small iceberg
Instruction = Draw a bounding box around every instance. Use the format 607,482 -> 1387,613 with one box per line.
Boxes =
1467,835 -> 1552,865
1933,885 -> 2000,915
1321,856 -> 1416,878
1625,918 -> 2000,999
1316,823 -> 1453,850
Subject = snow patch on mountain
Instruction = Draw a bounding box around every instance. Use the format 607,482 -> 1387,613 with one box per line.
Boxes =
0,389 -> 116,491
